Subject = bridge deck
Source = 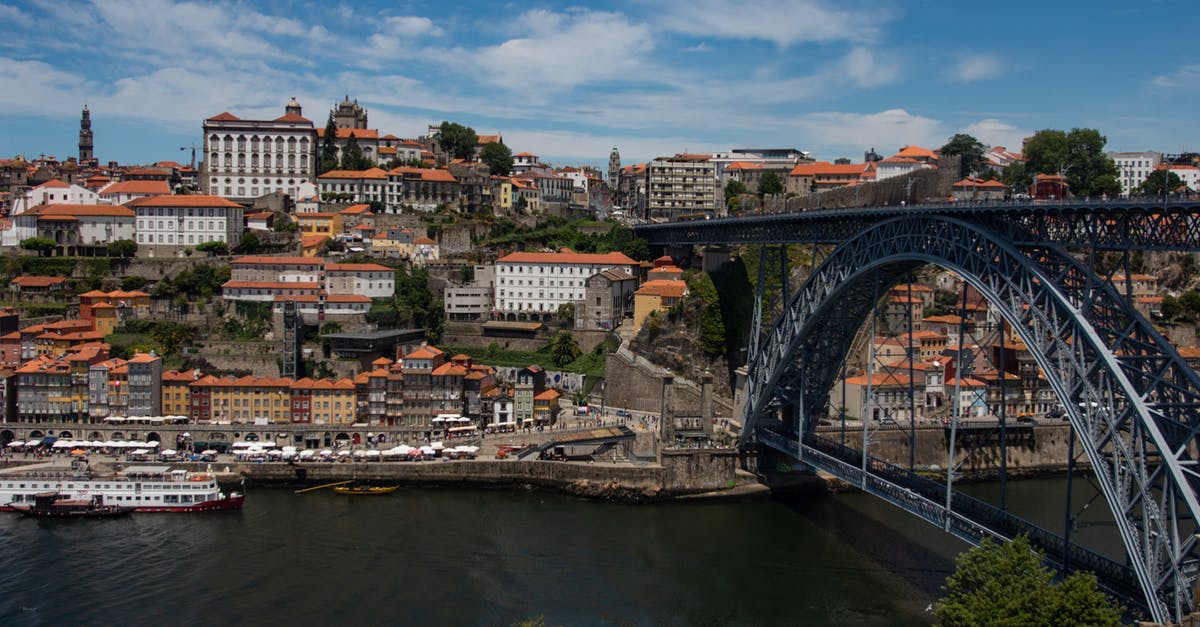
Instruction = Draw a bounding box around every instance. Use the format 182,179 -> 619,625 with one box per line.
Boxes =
636,198 -> 1200,251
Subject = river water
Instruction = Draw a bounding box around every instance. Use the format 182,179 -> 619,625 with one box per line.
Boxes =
0,477 -> 1107,626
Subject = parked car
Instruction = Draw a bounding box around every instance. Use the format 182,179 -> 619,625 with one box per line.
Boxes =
615,409 -> 632,418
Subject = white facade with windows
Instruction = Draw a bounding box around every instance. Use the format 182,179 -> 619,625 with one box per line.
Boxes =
325,263 -> 395,299
494,251 -> 638,318
202,98 -> 317,201
1108,151 -> 1163,195
129,195 -> 244,252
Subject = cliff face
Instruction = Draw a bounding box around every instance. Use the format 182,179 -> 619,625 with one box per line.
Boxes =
629,259 -> 757,400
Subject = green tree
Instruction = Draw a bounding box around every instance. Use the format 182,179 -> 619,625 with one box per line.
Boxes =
940,133 -> 986,177
320,112 -> 339,174
724,179 -> 748,210
1022,128 -> 1121,197
237,232 -> 261,254
758,170 -> 784,196
1000,161 -> 1028,194
549,330 -> 581,366
195,241 -> 228,256
1180,290 -> 1200,319
340,131 -> 368,170
20,237 -> 55,257
1134,169 -> 1183,197
438,121 -> 478,160
480,141 -> 514,176
934,535 -> 1121,626
556,302 -> 575,323
121,275 -> 149,291
689,272 -> 726,356
107,239 -> 138,258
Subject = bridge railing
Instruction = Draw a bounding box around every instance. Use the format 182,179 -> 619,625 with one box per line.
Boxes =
759,428 -> 1145,610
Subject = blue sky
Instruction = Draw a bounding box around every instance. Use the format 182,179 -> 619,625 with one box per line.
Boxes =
0,0 -> 1196,169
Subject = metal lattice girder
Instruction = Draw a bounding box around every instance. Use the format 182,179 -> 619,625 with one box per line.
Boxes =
741,214 -> 1200,624
635,199 -> 1200,251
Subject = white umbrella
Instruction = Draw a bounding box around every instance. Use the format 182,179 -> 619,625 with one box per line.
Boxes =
7,440 -> 24,447
337,450 -> 351,457
319,449 -> 334,457
52,440 -> 74,448
430,442 -> 444,450
161,449 -> 177,455
145,441 -> 160,448
366,450 -> 381,457
201,450 -> 218,456
299,450 -> 316,458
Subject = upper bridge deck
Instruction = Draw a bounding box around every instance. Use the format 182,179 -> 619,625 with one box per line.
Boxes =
634,198 -> 1200,251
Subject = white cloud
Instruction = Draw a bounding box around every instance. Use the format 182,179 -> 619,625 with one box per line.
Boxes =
790,109 -> 943,158
472,10 -> 654,92
655,0 -> 891,47
0,4 -> 34,28
0,57 -> 89,117
1151,64 -> 1200,89
951,53 -> 1004,82
840,47 -> 900,88
959,118 -> 1027,150
379,15 -> 443,38
503,128 -> 720,166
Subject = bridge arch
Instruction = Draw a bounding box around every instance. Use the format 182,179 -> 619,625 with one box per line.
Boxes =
743,214 -> 1200,621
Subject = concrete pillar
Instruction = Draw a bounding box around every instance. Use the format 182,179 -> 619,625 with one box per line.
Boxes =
660,374 -> 674,443
701,370 -> 714,437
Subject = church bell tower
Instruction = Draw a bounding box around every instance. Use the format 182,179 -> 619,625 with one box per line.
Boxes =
79,105 -> 94,163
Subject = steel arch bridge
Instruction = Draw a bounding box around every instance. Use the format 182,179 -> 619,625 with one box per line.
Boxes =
636,199 -> 1200,624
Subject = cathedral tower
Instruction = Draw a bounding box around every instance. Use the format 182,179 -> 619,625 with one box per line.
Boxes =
79,105 -> 94,163
607,146 -> 620,190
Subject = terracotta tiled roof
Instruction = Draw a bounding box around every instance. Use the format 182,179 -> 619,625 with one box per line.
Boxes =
896,145 -> 938,160
273,113 -> 312,123
99,180 -> 170,196
316,128 -> 380,139
326,263 -> 392,272
206,112 -> 241,121
317,167 -> 389,180
128,194 -> 242,208
844,372 -> 912,387
635,279 -> 688,298
27,203 -> 134,217
339,204 -> 372,215
12,276 -> 66,288
389,166 -> 457,183
498,250 -> 637,266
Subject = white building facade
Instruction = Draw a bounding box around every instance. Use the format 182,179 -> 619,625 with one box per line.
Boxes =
202,97 -> 317,201
1108,151 -> 1163,196
324,263 -> 395,299
130,195 -> 244,252
494,250 -> 638,320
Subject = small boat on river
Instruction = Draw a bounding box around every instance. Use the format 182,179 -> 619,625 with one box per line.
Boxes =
332,483 -> 398,495
12,492 -> 135,519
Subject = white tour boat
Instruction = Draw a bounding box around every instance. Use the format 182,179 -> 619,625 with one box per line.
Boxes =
0,465 -> 244,513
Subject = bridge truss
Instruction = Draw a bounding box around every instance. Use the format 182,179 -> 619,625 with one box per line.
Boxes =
710,210 -> 1200,623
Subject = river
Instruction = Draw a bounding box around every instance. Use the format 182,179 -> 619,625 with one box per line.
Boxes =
0,477 -> 1109,626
